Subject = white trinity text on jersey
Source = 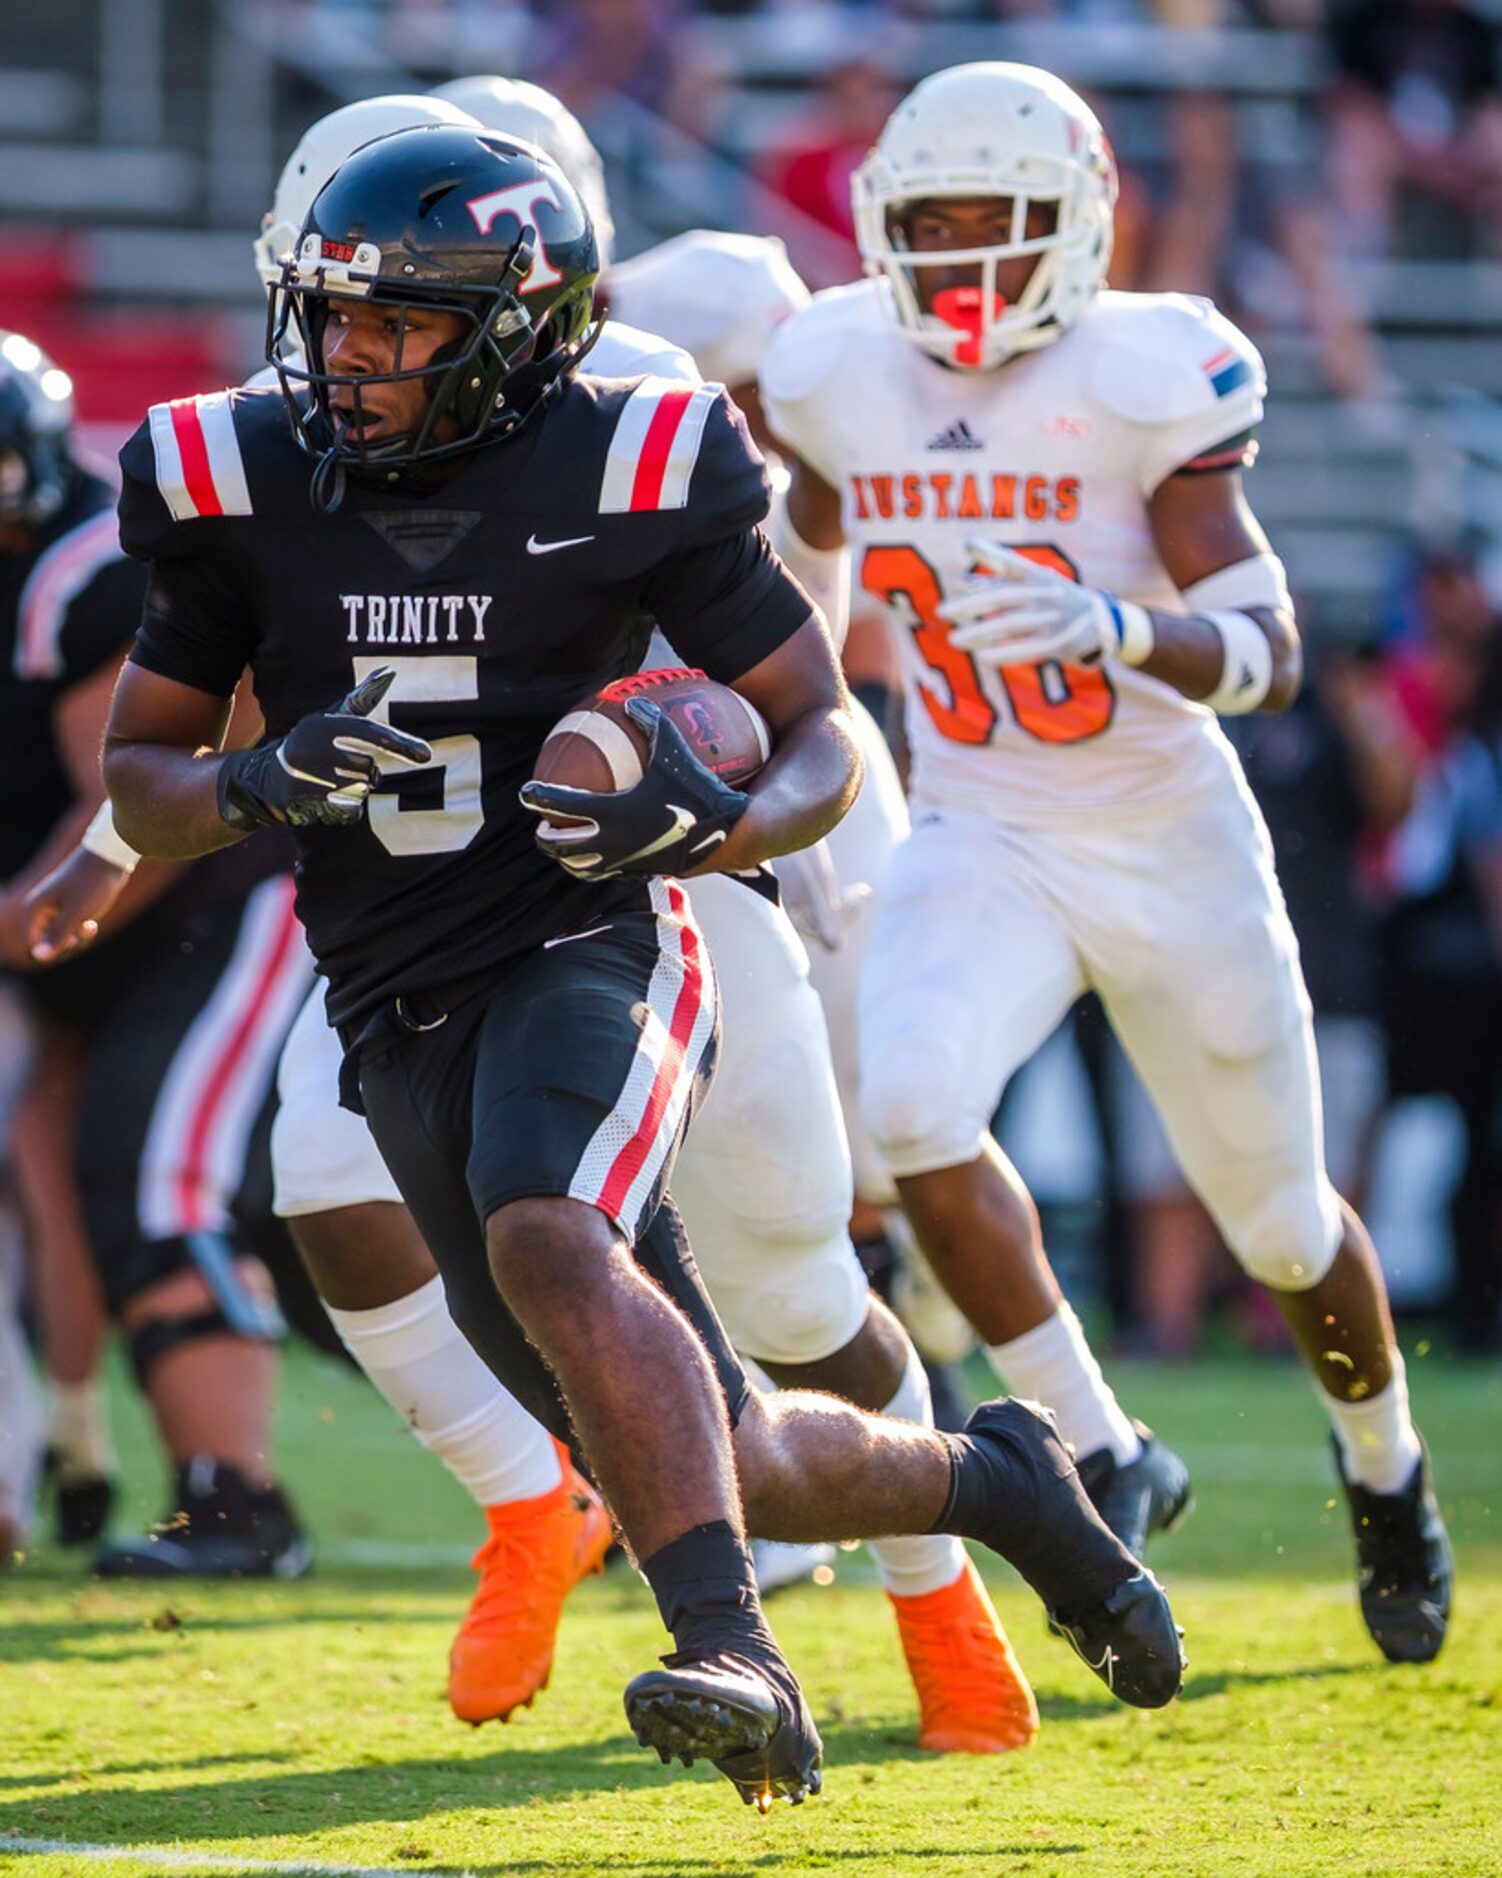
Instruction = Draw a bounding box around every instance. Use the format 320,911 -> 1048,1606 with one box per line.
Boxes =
340,593 -> 494,645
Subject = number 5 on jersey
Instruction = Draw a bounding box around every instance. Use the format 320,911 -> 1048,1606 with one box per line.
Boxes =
861,543 -> 1114,747
351,655 -> 483,855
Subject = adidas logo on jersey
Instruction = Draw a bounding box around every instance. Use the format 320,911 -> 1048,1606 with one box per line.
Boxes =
926,419 -> 984,452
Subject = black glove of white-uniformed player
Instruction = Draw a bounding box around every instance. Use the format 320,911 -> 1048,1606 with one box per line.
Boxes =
216,667 -> 432,833
520,696 -> 752,881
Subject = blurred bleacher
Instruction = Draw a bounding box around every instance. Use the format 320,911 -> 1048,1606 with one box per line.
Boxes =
4,0 -> 1500,636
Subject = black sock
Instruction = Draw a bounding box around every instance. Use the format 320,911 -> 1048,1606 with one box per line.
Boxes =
929,1424 -> 1133,1616
641,1520 -> 780,1663
927,1434 -> 972,1535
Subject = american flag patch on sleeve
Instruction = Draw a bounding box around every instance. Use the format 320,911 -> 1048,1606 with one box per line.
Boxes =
1201,348 -> 1254,400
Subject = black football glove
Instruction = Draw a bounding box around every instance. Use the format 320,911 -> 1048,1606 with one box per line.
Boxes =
520,695 -> 752,881
216,667 -> 432,833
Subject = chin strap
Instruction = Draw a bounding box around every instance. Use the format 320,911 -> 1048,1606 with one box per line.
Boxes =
310,444 -> 348,515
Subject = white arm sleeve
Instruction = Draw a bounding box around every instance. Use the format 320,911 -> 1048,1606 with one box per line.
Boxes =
768,500 -> 850,652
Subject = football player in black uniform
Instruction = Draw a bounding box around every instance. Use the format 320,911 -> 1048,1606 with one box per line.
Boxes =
0,330 -> 315,1574
105,127 -> 1184,1805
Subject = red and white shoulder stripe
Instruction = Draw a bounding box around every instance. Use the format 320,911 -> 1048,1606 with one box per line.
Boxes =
599,378 -> 722,515
147,391 -> 253,523
14,508 -> 125,681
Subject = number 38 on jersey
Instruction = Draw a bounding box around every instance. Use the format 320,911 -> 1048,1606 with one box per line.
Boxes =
861,542 -> 1114,748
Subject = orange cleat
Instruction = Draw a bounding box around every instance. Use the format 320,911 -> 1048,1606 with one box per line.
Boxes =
448,1447 -> 613,1725
889,1558 -> 1040,1753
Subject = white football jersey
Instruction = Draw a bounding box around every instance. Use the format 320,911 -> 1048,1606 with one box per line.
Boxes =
609,230 -> 809,390
761,280 -> 1267,825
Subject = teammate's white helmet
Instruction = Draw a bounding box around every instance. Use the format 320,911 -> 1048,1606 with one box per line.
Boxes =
432,76 -> 615,267
853,63 -> 1116,370
254,94 -> 479,288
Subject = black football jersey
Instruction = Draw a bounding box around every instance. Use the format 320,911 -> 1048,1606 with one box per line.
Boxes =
0,473 -> 146,880
119,376 -> 813,1025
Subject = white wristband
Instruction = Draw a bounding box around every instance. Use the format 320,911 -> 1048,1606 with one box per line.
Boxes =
80,800 -> 141,874
1107,596 -> 1155,666
1203,609 -> 1274,714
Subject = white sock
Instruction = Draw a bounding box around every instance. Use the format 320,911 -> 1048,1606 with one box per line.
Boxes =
1,1293 -> 42,1513
988,1303 -> 1141,1467
1326,1352 -> 1423,1495
867,1343 -> 967,1599
46,1378 -> 116,1481
326,1275 -> 561,1507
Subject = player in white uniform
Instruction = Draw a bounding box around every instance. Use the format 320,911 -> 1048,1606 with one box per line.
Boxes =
761,62 -> 1452,1667
82,81 -> 1030,1752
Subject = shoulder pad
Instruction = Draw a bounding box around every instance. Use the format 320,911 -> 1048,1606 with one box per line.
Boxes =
1084,291 -> 1265,428
13,505 -> 125,681
143,389 -> 258,523
119,387 -> 286,560
610,230 -> 810,387
590,320 -> 701,386
760,281 -> 883,409
597,379 -> 766,527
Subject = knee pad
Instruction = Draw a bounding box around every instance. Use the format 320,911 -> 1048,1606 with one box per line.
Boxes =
128,1306 -> 281,1386
109,1232 -> 287,1336
859,1038 -> 984,1180
711,1227 -> 870,1368
1228,1176 -> 1342,1292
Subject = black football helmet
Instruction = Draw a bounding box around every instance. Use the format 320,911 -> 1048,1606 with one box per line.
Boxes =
268,123 -> 600,501
0,330 -> 77,528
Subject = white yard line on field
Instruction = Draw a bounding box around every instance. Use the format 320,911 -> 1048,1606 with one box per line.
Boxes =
0,1838 -> 478,1877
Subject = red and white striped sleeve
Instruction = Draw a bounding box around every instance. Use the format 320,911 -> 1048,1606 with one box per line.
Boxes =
597,378 -> 724,515
145,391 -> 254,523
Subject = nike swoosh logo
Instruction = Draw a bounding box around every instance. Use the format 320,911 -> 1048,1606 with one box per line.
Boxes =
543,923 -> 614,949
613,805 -> 697,868
527,532 -> 595,555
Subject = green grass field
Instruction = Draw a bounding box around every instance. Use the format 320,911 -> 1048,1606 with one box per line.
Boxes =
4,1342 -> 1500,1878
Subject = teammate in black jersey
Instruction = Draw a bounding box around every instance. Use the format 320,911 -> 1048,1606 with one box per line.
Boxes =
105,128 -> 1184,1805
0,330 -> 314,1574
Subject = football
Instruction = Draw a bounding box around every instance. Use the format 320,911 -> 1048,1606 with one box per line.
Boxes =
531,667 -> 772,801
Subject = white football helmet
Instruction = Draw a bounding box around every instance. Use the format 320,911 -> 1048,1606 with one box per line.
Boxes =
253,94 -> 479,288
852,63 -> 1116,370
432,76 -> 615,267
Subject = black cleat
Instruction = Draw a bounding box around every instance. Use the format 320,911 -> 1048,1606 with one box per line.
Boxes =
955,1399 -> 1185,1707
92,1457 -> 312,1580
43,1450 -> 117,1547
1048,1572 -> 1185,1708
1332,1436 -> 1451,1664
1075,1422 -> 1193,1559
624,1650 -> 823,1809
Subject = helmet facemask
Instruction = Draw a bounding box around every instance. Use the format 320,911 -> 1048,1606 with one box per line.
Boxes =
852,65 -> 1117,370
262,125 -> 603,508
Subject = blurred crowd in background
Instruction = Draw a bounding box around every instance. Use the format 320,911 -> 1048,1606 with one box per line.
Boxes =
1,0 -> 1500,1372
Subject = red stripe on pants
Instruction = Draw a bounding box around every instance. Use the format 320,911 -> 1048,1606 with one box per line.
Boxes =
174,885 -> 302,1229
597,882 -> 704,1220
